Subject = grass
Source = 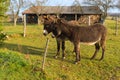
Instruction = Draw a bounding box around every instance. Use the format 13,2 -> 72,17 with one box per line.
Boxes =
0,19 -> 120,80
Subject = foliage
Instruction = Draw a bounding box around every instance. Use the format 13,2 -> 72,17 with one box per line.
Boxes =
0,19 -> 120,80
0,49 -> 47,80
0,31 -> 7,44
0,49 -> 28,79
0,0 -> 9,21
0,0 -> 9,44
0,26 -> 7,44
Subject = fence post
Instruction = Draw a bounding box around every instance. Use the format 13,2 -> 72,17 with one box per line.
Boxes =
23,14 -> 26,37
115,17 -> 118,35
88,16 -> 91,26
42,38 -> 49,70
75,14 -> 77,21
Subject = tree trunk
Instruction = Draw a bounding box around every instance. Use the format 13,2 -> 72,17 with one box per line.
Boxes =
14,17 -> 17,27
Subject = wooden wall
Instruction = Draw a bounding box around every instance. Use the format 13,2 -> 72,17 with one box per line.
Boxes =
25,14 -> 101,25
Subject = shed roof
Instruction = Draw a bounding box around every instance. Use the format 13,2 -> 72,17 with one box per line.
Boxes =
22,6 -> 102,15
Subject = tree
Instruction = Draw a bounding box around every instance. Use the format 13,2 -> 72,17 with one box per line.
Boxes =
116,0 -> 120,8
0,0 -> 9,22
0,0 -> 9,43
9,0 -> 26,26
84,0 -> 115,22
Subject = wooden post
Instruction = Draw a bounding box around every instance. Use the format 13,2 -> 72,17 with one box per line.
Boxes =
57,14 -> 60,18
38,16 -> 40,25
115,17 -> 118,35
38,15 -> 41,25
42,38 -> 49,70
23,14 -> 26,37
88,16 -> 91,26
75,14 -> 77,21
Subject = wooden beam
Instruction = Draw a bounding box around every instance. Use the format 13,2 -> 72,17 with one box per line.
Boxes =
23,14 -> 26,37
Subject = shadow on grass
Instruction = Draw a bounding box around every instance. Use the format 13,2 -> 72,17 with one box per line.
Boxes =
0,43 -> 65,59
1,43 -> 44,56
0,43 -> 92,64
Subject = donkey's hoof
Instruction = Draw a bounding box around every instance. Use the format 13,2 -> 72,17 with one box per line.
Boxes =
74,62 -> 78,64
99,58 -> 103,61
74,61 -> 80,64
90,57 -> 95,60
54,56 -> 58,59
90,58 -> 94,60
62,57 -> 65,60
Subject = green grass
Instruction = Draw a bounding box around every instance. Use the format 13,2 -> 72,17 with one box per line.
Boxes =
0,19 -> 120,80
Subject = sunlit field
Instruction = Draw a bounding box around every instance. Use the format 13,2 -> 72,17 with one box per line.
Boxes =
0,19 -> 120,80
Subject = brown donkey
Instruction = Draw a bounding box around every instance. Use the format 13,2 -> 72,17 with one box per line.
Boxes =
43,16 -> 80,59
43,18 -> 107,64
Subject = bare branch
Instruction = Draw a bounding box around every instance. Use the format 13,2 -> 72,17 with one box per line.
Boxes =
71,0 -> 83,13
9,0 -> 26,26
84,0 -> 115,20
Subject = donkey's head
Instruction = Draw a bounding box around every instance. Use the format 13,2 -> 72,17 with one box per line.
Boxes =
43,15 -> 57,36
49,19 -> 64,38
43,21 -> 54,36
43,20 -> 63,39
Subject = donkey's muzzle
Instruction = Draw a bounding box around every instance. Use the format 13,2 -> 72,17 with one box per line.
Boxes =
43,33 -> 47,36
43,30 -> 48,36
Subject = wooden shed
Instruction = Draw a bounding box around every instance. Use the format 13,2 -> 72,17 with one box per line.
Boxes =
22,6 -> 102,24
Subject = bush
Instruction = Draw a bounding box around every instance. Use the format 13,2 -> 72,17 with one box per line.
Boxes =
0,49 -> 29,79
0,31 -> 7,43
0,25 -> 7,44
0,49 -> 47,80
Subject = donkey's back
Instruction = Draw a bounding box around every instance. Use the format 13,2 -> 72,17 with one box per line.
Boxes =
70,23 -> 107,44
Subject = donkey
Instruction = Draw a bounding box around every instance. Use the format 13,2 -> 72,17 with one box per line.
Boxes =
44,18 -> 107,64
43,16 -> 80,59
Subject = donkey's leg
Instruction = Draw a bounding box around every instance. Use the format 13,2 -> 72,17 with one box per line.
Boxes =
55,39 -> 61,58
62,41 -> 65,59
100,46 -> 105,60
91,43 -> 100,60
99,39 -> 106,60
74,42 -> 80,64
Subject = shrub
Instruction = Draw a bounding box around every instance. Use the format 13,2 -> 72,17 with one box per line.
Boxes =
0,31 -> 7,43
0,25 -> 7,44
